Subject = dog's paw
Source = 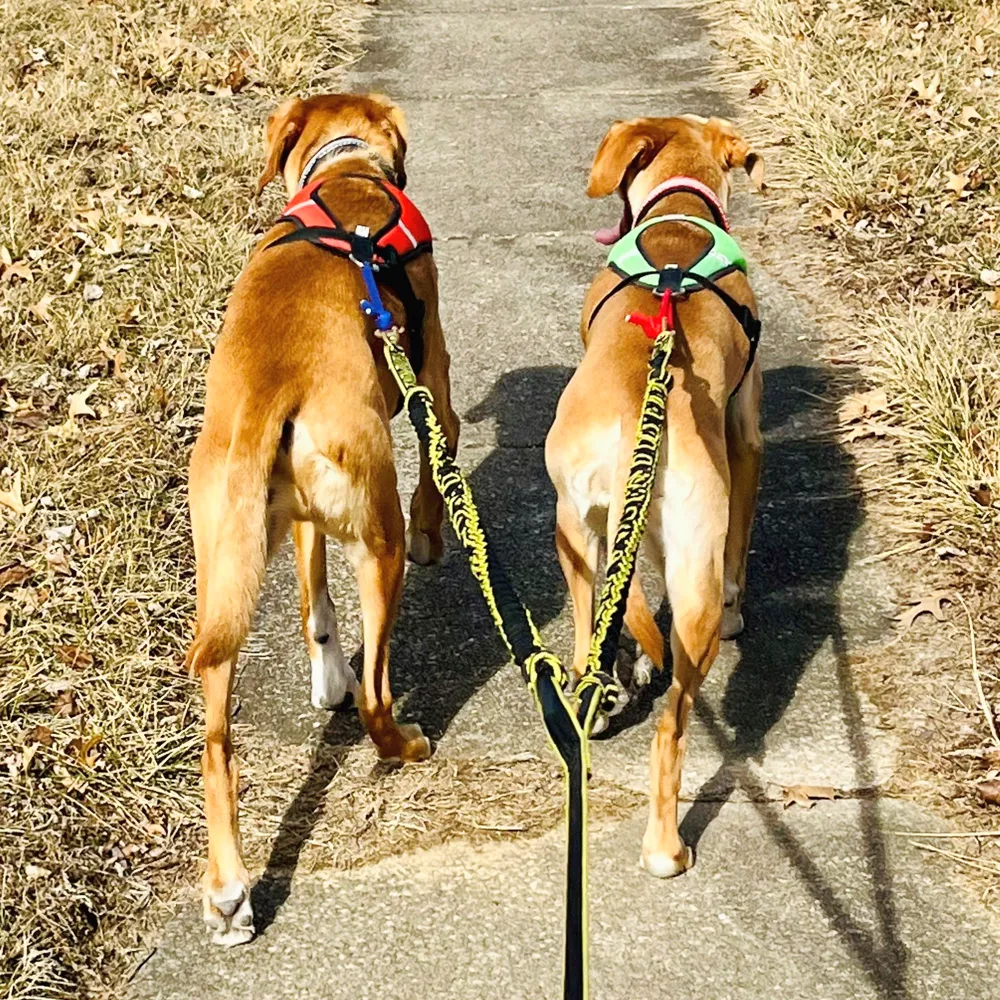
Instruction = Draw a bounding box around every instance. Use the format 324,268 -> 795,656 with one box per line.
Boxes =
310,644 -> 357,710
204,879 -> 254,947
375,722 -> 432,764
640,843 -> 693,879
632,653 -> 655,689
406,526 -> 442,566
721,606 -> 744,640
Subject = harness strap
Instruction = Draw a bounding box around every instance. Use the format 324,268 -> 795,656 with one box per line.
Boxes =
587,267 -> 759,393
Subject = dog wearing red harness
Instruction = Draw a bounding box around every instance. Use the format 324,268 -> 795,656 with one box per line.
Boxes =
185,93 -> 459,946
545,115 -> 764,879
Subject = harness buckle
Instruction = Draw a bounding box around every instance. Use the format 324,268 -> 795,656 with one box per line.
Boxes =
655,265 -> 684,297
348,225 -> 378,267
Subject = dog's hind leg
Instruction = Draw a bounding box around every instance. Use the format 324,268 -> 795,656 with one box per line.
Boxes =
187,403 -> 289,946
641,401 -> 728,879
354,492 -> 431,763
555,497 -> 599,679
722,360 -> 763,638
293,520 -> 356,709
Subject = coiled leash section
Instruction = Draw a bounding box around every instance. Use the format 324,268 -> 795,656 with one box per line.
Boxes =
366,275 -> 591,1000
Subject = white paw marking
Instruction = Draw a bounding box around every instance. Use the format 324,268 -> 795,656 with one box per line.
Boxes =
406,526 -> 433,565
308,600 -> 356,709
206,880 -> 254,947
640,844 -> 693,879
633,654 -> 654,689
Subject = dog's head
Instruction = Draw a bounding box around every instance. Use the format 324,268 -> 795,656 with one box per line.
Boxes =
255,93 -> 408,197
587,115 -> 764,242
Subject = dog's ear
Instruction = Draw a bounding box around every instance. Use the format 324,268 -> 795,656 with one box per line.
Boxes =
587,119 -> 675,199
256,98 -> 306,197
370,94 -> 408,189
707,118 -> 765,192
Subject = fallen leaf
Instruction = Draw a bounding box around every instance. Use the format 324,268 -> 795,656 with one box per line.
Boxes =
52,689 -> 79,717
67,731 -> 102,768
46,547 -> 72,575
981,269 -> 1000,286
139,109 -> 163,127
959,105 -> 982,126
83,283 -> 103,302
896,590 -> 952,631
2,261 -> 33,283
977,780 -> 1000,805
55,644 -> 94,670
908,72 -> 941,102
0,564 -> 33,590
124,212 -> 170,229
24,725 -> 53,747
29,293 -> 56,323
63,260 -> 81,288
0,246 -> 11,266
782,784 -> 838,809
100,234 -> 122,256
838,387 -> 888,424
182,184 -> 204,200
944,171 -> 969,197
749,78 -> 769,99
68,385 -> 97,419
25,864 -> 52,880
970,483 -> 993,507
987,289 -> 1000,312
0,472 -> 27,515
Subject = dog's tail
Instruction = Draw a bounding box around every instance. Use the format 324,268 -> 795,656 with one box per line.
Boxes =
186,395 -> 293,675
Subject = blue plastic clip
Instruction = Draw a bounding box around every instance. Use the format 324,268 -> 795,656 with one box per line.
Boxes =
354,225 -> 393,332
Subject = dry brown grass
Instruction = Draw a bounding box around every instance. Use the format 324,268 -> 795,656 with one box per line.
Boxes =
0,1 -> 366,995
712,0 -> 1000,899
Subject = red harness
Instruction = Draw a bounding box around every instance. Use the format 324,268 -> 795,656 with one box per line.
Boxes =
274,176 -> 432,264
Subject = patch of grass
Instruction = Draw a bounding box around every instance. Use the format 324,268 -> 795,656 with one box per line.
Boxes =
712,0 -> 1000,898
0,1 -> 364,995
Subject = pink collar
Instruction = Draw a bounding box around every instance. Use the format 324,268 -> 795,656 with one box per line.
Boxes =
594,175 -> 730,245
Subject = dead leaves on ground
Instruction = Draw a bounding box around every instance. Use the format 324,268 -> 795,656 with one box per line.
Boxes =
895,590 -> 952,631
976,780 -> 1000,806
837,387 -> 894,442
782,784 -> 840,809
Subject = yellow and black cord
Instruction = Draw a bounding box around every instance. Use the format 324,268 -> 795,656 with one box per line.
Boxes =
379,327 -> 673,1000
575,329 -> 675,735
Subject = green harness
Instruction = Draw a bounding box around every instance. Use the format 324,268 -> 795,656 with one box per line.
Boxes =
606,214 -> 747,291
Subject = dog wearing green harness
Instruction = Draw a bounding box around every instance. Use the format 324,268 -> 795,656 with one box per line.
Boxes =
545,114 -> 765,879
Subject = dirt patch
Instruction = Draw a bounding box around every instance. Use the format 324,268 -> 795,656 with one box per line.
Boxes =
239,738 -> 643,876
0,1 -> 366,995
709,0 -> 1000,904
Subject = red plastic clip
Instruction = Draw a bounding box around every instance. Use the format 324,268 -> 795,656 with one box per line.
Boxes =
626,289 -> 675,340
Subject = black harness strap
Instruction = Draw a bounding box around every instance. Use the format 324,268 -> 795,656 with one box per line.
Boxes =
587,267 -> 760,395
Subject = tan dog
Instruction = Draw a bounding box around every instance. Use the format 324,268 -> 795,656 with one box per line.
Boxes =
186,93 -> 459,944
545,116 -> 764,878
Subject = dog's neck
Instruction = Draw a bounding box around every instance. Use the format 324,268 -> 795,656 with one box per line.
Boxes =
298,136 -> 397,189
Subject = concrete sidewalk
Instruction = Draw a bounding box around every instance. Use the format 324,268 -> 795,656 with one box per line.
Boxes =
130,1 -> 1000,997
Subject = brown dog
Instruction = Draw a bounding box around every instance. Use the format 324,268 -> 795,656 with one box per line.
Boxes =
186,93 -> 459,944
545,115 -> 764,878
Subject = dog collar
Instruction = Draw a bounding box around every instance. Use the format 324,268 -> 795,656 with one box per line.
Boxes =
634,176 -> 730,231
299,136 -> 398,189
